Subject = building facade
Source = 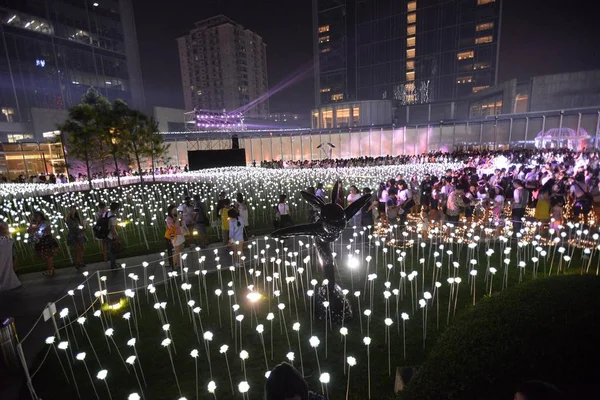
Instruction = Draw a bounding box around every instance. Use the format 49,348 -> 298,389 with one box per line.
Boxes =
177,15 -> 269,118
311,99 -> 393,129
0,0 -> 146,142
314,0 -> 501,106
391,69 -> 600,125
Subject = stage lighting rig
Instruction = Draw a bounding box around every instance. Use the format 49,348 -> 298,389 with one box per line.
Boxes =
194,109 -> 246,131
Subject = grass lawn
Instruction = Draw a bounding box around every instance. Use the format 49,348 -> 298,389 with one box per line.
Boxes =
29,229 -> 595,400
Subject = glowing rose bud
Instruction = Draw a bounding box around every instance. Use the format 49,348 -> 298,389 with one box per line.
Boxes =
238,381 -> 250,393
309,336 -> 320,348
97,369 -> 108,380
319,372 -> 330,384
208,381 -> 217,393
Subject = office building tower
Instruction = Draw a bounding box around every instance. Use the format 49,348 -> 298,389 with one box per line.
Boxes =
177,15 -> 269,117
314,0 -> 501,106
0,0 -> 146,128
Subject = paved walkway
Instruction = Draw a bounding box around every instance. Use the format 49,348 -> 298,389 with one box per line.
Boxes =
0,240 -> 239,400
0,230 -> 367,400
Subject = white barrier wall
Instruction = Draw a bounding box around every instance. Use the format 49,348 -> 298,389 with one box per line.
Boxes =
159,111 -> 600,166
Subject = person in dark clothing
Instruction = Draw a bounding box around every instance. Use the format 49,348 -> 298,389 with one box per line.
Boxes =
420,173 -> 433,212
361,187 -> 375,227
216,191 -> 227,217
265,362 -> 325,400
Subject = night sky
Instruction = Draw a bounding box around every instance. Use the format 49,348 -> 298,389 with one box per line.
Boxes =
133,0 -> 600,114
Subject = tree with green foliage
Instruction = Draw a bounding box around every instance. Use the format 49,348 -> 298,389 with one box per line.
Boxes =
145,119 -> 170,183
113,104 -> 160,184
57,88 -> 110,190
104,99 -> 131,187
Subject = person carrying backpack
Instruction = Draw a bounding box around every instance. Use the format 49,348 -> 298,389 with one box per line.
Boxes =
94,202 -> 120,271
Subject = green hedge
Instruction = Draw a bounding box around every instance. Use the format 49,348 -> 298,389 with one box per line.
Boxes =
399,275 -> 600,400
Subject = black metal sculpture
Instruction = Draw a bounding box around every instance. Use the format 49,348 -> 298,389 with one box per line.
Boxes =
271,182 -> 371,322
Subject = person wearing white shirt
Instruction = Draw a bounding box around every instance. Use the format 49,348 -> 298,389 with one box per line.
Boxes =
346,186 -> 361,227
397,182 -> 413,226
377,183 -> 388,221
511,179 -> 528,237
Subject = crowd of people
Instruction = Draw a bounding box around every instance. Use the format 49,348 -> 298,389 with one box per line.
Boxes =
259,148 -> 600,172
320,157 -> 600,235
3,148 -> 600,279
1,165 -> 190,184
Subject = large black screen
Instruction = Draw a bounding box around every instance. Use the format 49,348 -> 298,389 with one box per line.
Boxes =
187,149 -> 247,170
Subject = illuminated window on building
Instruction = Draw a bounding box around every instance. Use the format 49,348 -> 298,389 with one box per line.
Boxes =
2,108 -> 15,123
405,83 -> 416,103
457,50 -> 474,60
3,12 -> 54,35
406,71 -> 415,81
320,47 -> 331,53
476,22 -> 494,31
474,62 -> 490,70
475,36 -> 493,44
407,13 -> 416,24
407,48 -> 415,59
331,93 -> 344,101
312,111 -> 319,128
472,85 -> 489,93
407,1 -> 417,11
352,107 -> 360,126
319,25 -> 330,33
406,60 -> 415,70
407,25 -> 416,36
320,87 -> 331,93
322,110 -> 333,128
477,0 -> 495,5
514,94 -> 529,113
319,36 -> 330,43
407,37 -> 416,48
336,108 -> 351,127
457,76 -> 473,84
470,98 -> 502,118
7,134 -> 33,143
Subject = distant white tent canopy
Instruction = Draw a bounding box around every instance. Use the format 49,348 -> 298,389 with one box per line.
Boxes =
534,128 -> 591,151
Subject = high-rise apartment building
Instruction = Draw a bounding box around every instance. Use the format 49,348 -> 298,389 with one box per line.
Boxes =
0,0 -> 145,125
177,15 -> 269,118
314,0 -> 501,106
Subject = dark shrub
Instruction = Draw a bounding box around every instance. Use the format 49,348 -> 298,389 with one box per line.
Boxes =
399,275 -> 600,400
